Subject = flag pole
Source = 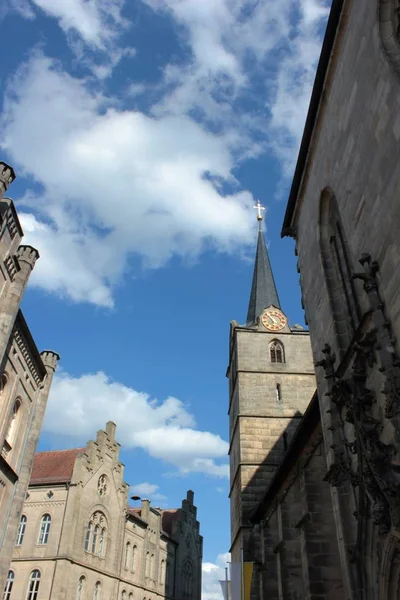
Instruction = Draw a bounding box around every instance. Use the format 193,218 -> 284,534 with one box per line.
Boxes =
240,548 -> 245,600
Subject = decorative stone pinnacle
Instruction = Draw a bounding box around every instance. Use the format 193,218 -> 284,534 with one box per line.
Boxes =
16,245 -> 40,269
0,162 -> 16,195
40,350 -> 60,370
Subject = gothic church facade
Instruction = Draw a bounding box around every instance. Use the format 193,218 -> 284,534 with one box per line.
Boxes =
229,0 -> 400,599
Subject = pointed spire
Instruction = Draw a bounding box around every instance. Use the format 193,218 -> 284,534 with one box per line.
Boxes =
246,203 -> 281,324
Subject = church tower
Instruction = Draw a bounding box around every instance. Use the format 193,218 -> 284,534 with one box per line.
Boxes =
227,204 -> 316,566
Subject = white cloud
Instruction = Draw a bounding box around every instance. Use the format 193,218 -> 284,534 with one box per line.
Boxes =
131,482 -> 168,504
202,553 -> 231,600
6,0 -> 127,49
45,371 -> 229,478
1,54 -> 255,306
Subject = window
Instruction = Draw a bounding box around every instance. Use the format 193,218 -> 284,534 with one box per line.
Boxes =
16,514 -> 27,545
320,189 -> 360,354
93,581 -> 101,600
92,525 -> 99,554
85,521 -> 92,552
125,542 -> 131,570
3,570 -> 14,600
160,559 -> 165,585
38,514 -> 51,544
131,545 -> 137,573
4,399 -> 21,454
129,594 -> 134,600
121,591 -> 127,600
26,570 -> 40,600
270,340 -> 284,363
77,576 -> 86,600
145,552 -> 150,578
183,562 -> 193,598
150,554 -> 155,580
276,383 -> 282,404
85,512 -> 107,557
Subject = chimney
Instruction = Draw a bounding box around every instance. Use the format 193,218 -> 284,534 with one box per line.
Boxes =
141,498 -> 150,522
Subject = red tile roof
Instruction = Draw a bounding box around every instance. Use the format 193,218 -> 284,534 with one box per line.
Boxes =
30,448 -> 85,485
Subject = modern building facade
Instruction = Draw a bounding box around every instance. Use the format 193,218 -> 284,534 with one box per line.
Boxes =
0,161 -> 59,591
7,422 -> 202,600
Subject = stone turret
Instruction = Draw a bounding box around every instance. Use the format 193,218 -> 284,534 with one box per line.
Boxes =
0,163 -> 16,199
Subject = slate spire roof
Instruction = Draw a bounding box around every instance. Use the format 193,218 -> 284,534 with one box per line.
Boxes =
246,221 -> 281,324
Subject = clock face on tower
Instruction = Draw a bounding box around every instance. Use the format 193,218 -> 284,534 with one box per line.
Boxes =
261,308 -> 287,331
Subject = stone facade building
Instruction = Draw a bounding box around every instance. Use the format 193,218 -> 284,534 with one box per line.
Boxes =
7,422 -> 202,600
227,215 -> 316,568
228,0 -> 400,598
0,161 -> 59,591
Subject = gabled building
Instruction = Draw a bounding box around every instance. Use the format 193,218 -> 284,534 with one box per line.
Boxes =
8,422 -> 202,600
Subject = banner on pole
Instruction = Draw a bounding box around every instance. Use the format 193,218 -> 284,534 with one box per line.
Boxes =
229,561 -> 253,600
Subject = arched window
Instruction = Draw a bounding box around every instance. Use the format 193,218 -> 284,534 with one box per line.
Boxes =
270,340 -> 284,363
275,383 -> 282,404
150,554 -> 155,580
77,576 -> 86,600
93,581 -> 101,600
160,559 -> 165,584
92,525 -> 99,554
121,591 -> 127,600
129,594 -> 134,600
26,570 -> 40,600
319,189 -> 360,354
5,398 -> 21,448
85,512 -> 107,557
183,561 -> 193,598
145,552 -> 150,578
38,514 -> 51,544
85,521 -> 93,552
125,542 -> 131,570
3,570 -> 14,600
16,514 -> 27,545
131,545 -> 136,573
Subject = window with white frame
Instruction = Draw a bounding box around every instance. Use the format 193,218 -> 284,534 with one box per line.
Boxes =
3,570 -> 14,600
16,514 -> 27,545
26,570 -> 40,600
38,514 -> 51,544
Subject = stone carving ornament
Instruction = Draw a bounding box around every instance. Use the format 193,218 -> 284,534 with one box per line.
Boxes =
318,254 -> 400,533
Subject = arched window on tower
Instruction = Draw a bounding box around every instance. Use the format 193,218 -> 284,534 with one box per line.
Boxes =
319,189 -> 360,354
270,340 -> 284,363
3,398 -> 21,457
131,545 -> 137,573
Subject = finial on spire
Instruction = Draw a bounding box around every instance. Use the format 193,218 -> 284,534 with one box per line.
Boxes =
253,200 -> 265,229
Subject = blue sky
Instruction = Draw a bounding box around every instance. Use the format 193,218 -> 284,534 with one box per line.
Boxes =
0,0 -> 329,597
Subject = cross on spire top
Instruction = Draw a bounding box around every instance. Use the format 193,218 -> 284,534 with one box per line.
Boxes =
254,200 -> 265,222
